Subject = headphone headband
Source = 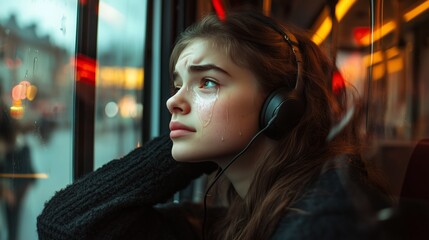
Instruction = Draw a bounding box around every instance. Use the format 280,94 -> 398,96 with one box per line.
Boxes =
281,29 -> 304,94
257,16 -> 306,139
259,18 -> 304,95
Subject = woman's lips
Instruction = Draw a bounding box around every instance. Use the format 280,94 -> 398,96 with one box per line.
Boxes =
169,121 -> 196,138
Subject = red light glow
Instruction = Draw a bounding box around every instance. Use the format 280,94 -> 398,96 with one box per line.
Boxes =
72,54 -> 97,84
353,27 -> 370,45
212,0 -> 226,21
332,70 -> 345,95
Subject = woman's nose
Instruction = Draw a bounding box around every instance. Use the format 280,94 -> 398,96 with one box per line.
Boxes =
166,89 -> 191,115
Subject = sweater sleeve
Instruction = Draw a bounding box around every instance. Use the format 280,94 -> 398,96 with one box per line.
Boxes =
37,134 -> 217,240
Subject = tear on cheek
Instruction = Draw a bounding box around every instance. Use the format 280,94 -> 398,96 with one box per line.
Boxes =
193,88 -> 219,127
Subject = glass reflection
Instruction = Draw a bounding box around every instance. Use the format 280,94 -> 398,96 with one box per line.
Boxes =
0,0 -> 77,239
94,0 -> 147,169
322,0 -> 429,201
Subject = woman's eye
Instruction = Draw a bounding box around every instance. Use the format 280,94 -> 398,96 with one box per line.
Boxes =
201,79 -> 218,89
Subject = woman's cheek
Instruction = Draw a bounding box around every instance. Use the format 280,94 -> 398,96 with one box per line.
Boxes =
192,88 -> 219,128
228,95 -> 262,139
221,95 -> 253,142
196,91 -> 234,142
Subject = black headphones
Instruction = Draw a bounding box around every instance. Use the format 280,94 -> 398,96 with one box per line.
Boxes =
258,18 -> 306,140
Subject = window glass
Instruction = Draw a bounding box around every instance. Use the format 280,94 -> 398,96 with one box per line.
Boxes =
333,0 -> 429,197
0,0 -> 77,239
94,0 -> 147,168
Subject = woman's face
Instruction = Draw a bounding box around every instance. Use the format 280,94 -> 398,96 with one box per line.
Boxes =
166,39 -> 265,163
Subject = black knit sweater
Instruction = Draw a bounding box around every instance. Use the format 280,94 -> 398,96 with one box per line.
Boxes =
37,135 -> 217,240
38,135 -> 394,240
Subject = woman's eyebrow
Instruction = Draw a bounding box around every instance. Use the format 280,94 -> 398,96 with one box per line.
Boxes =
189,64 -> 231,76
172,64 -> 230,83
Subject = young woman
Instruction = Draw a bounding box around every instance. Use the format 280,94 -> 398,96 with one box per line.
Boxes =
37,11 -> 389,240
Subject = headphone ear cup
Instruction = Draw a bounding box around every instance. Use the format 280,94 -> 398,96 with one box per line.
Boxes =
260,88 -> 305,139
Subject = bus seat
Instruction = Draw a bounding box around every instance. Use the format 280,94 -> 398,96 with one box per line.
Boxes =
400,138 -> 429,203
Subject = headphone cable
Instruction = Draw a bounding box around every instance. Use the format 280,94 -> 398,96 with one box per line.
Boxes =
201,124 -> 270,240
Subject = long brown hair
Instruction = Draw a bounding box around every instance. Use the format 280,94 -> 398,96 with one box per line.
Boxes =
170,11 -> 363,240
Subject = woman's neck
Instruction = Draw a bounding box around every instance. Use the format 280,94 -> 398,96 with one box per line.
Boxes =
216,136 -> 274,198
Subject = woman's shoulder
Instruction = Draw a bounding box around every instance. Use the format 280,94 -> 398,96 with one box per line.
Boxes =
271,167 -> 389,240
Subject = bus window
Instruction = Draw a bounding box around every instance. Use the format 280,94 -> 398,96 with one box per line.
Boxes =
0,1 -> 78,239
94,0 -> 147,169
